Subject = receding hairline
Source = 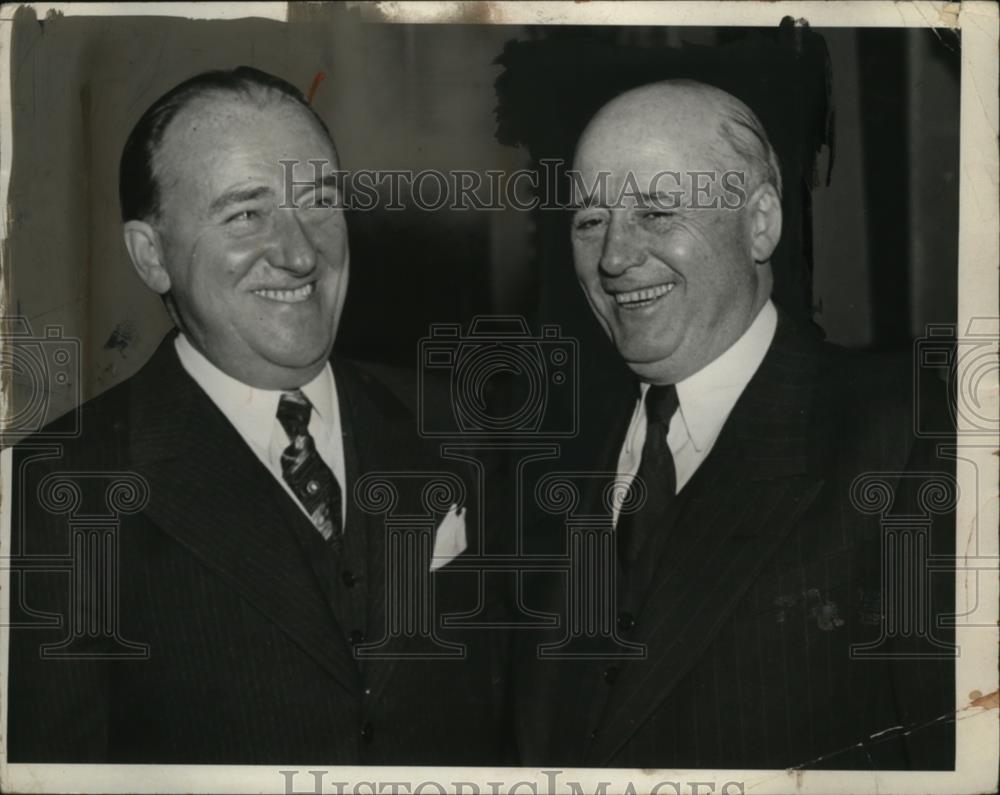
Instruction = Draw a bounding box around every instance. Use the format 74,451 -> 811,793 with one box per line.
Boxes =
574,79 -> 782,196
580,80 -> 753,138
148,87 -> 339,216
154,86 -> 337,165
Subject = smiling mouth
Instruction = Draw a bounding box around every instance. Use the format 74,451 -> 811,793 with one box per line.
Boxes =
253,283 -> 315,303
613,283 -> 676,308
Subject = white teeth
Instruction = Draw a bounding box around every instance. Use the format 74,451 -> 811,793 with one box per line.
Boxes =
253,283 -> 315,303
614,283 -> 675,306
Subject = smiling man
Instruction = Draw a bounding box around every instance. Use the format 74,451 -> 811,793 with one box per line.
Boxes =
124,89 -> 350,390
516,80 -> 955,770
570,83 -> 780,390
8,67 -> 506,765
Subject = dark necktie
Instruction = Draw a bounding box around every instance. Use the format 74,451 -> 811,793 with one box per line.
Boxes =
616,384 -> 679,571
276,390 -> 343,544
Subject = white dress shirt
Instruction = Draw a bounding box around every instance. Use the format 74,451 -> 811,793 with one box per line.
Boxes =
612,300 -> 778,526
174,334 -> 346,528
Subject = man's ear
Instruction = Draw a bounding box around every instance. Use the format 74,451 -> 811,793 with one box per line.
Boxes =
123,220 -> 171,294
748,183 -> 783,264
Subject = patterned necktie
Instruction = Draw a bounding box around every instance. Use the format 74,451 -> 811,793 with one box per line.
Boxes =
276,390 -> 343,544
616,384 -> 679,571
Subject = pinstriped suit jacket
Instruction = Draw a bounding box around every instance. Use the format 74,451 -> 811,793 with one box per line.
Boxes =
8,333 -> 509,764
514,314 -> 955,770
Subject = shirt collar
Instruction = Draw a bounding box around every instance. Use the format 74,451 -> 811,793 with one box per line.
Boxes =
670,299 -> 778,452
173,333 -> 335,452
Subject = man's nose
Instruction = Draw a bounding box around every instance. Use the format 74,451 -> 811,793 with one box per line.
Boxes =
273,210 -> 318,273
599,213 -> 644,276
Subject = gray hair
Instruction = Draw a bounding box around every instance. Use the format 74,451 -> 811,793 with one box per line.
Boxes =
718,103 -> 783,199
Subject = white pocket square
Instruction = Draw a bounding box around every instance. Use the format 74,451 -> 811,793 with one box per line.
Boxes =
430,503 -> 467,572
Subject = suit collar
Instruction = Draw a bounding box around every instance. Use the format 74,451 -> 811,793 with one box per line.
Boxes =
128,330 -> 201,465
582,309 -> 820,522
172,331 -> 339,455
131,331 -> 350,465
724,308 -> 823,482
674,298 -> 778,454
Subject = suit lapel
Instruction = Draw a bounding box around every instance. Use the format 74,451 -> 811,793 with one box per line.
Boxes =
333,359 -> 429,699
127,336 -> 362,696
587,315 -> 827,764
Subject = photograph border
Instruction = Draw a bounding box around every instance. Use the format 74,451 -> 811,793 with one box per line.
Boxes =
0,2 -> 996,794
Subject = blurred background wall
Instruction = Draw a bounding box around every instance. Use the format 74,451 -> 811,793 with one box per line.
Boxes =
3,5 -> 959,432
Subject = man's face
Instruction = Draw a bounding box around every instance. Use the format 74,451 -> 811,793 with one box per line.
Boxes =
571,119 -> 767,384
152,93 -> 348,388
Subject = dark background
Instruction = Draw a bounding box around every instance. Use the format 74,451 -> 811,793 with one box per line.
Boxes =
4,5 -> 960,428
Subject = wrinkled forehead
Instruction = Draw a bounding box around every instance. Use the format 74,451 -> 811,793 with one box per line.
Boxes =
154,92 -> 338,206
159,92 -> 335,168
573,102 -> 735,188
571,132 -> 734,209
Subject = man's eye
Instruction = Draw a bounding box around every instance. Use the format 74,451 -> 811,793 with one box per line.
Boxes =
315,189 -> 340,208
226,209 -> 259,224
641,210 -> 675,221
573,215 -> 606,232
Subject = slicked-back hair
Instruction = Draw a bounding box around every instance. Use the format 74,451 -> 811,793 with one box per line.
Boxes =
119,66 -> 334,223
718,106 -> 783,200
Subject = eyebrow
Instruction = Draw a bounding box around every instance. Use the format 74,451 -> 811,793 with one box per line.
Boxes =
634,191 -> 683,208
208,185 -> 274,216
569,192 -> 682,211
292,172 -> 340,200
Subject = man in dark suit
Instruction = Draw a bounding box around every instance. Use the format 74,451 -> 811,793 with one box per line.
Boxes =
7,67 -> 506,765
515,80 -> 955,770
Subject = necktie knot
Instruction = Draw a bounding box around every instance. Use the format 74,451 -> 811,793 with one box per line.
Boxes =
645,384 -> 679,428
277,390 -> 312,438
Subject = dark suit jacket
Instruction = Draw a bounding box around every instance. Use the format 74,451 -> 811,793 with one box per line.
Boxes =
514,313 -> 955,770
8,333 -> 509,765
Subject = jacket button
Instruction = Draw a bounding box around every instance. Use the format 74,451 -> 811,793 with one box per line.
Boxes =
342,570 -> 358,587
617,612 -> 635,632
350,630 -> 366,646
603,666 -> 620,684
360,722 -> 374,744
